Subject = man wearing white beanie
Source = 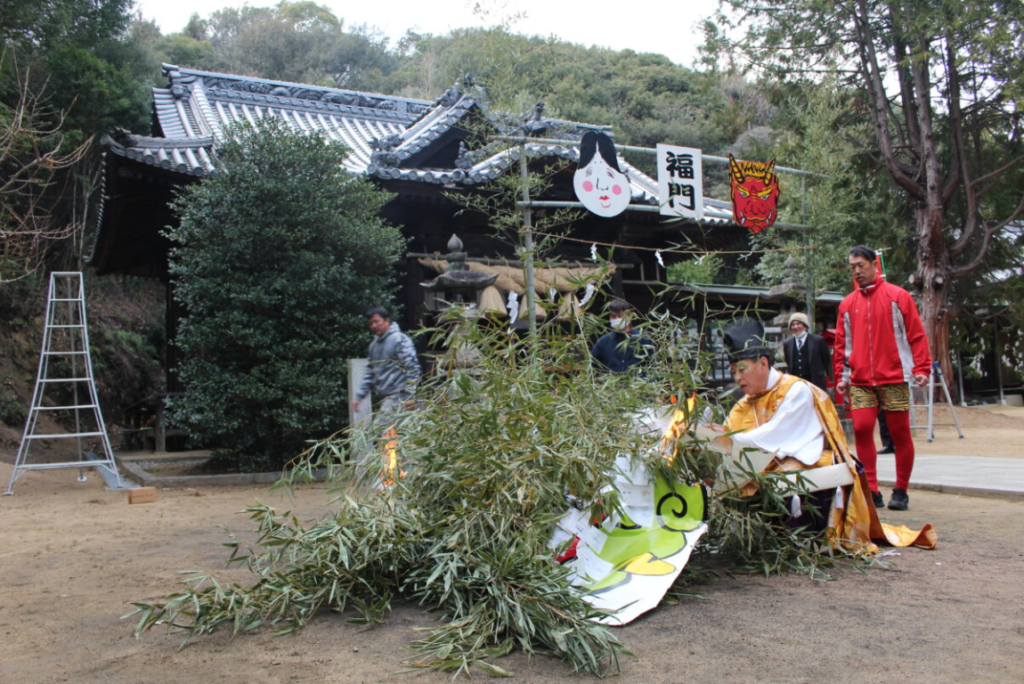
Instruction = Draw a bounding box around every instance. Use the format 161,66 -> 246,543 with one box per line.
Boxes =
782,312 -> 831,390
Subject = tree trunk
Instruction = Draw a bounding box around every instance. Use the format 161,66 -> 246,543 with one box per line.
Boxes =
915,202 -> 953,398
920,286 -> 951,400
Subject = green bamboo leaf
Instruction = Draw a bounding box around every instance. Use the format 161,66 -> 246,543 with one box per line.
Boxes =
475,660 -> 514,677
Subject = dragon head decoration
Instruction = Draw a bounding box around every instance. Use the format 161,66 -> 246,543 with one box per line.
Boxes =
729,154 -> 780,232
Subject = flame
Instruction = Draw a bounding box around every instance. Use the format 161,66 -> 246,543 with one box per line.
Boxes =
659,393 -> 697,461
380,427 -> 405,486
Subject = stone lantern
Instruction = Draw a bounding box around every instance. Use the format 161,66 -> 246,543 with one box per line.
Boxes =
421,234 -> 498,368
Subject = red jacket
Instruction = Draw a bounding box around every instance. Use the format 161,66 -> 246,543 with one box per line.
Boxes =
834,278 -> 931,387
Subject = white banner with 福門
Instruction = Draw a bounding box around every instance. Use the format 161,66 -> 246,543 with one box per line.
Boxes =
657,144 -> 703,220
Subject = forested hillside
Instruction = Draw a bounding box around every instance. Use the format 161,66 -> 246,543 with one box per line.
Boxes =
137,5 -> 774,153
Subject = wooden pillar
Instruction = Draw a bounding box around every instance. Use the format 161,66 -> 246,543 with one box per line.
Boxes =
155,399 -> 166,453
403,256 -> 424,332
612,270 -> 624,298
165,279 -> 184,394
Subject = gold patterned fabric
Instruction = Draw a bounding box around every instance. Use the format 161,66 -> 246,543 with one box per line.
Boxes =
726,373 -> 936,552
849,382 -> 911,412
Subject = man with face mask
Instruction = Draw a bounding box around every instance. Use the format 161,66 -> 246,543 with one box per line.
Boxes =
590,299 -> 654,373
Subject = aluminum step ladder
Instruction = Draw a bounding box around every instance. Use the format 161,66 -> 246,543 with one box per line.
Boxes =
910,361 -> 965,443
5,272 -> 127,494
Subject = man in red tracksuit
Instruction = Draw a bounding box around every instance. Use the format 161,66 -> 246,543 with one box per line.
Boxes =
834,246 -> 931,511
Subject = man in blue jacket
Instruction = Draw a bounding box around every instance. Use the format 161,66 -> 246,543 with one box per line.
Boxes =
350,307 -> 421,413
590,300 -> 654,373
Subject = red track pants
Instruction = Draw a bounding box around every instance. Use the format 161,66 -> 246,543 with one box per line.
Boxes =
852,406 -> 915,491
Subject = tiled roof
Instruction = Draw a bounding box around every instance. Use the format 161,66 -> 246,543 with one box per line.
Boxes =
103,65 -> 735,222
102,133 -> 217,176
137,64 -> 425,173
391,90 -> 481,163
368,142 -> 578,185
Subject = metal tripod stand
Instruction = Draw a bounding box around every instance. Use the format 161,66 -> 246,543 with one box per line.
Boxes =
911,361 -> 965,443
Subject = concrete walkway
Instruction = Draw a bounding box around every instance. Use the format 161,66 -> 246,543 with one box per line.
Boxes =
876,453 -> 1024,501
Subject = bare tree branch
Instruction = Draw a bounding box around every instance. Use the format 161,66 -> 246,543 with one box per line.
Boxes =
0,54 -> 92,283
950,194 -> 1024,279
853,0 -> 922,196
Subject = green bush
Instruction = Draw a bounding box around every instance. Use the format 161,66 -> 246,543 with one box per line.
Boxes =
165,118 -> 404,470
0,375 -> 26,427
666,254 -> 723,285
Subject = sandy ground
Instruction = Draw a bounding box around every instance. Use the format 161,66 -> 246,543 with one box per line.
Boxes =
877,404 -> 1024,458
1,405 -> 1023,683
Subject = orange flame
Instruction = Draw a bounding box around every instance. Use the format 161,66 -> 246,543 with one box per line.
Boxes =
380,427 -> 404,486
659,393 -> 697,461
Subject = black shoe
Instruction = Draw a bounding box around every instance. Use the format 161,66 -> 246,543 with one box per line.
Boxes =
879,444 -> 895,454
888,488 -> 909,511
871,491 -> 885,508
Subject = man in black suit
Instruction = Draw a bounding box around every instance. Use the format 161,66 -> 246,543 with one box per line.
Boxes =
782,312 -> 832,390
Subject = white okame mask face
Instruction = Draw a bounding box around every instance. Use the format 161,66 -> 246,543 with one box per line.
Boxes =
574,156 -> 631,217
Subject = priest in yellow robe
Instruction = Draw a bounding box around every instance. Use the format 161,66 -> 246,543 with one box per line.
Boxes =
718,318 -> 935,552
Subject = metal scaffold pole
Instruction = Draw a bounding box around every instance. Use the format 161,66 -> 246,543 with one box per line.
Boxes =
519,142 -> 537,335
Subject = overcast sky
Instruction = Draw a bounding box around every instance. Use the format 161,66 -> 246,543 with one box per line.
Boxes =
132,0 -> 721,68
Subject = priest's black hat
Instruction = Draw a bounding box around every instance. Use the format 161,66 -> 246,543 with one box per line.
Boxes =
722,318 -> 772,362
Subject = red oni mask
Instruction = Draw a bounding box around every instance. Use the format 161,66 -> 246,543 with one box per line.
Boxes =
729,154 -> 780,232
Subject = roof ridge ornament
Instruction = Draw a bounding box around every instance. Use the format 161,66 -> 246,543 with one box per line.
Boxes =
108,128 -> 139,148
454,141 -> 476,169
435,73 -> 490,109
192,71 -> 419,114
520,102 -> 548,137
162,63 -> 181,81
369,134 -> 403,167
162,64 -> 198,87
436,81 -> 464,108
468,74 -> 489,108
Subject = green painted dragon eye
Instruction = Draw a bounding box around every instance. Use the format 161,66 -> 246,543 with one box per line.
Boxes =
655,482 -> 706,532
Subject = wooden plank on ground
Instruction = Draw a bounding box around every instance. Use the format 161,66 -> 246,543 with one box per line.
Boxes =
129,487 -> 157,504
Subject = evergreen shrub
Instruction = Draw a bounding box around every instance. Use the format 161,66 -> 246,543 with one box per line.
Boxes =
166,118 -> 404,470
